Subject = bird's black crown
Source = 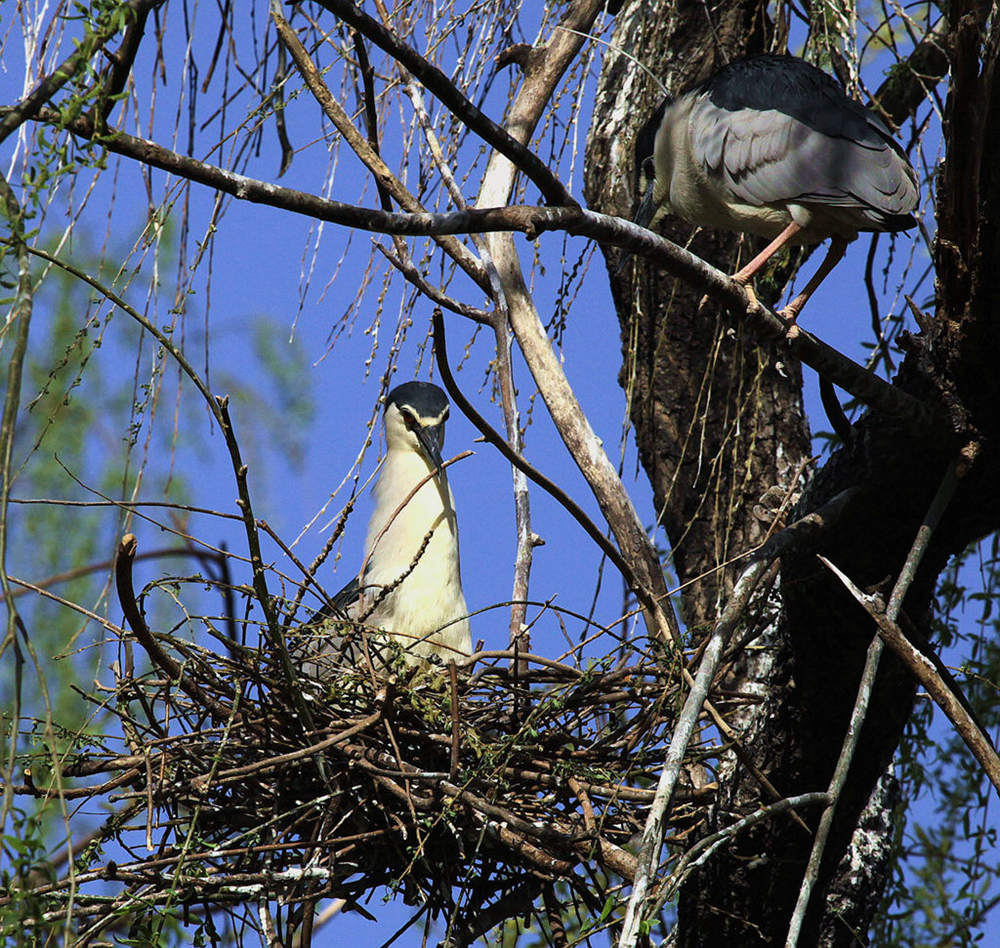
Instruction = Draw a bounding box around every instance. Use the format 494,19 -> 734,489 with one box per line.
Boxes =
386,380 -> 449,417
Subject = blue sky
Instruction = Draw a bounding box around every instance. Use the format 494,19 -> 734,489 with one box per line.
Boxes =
2,2 -> 995,943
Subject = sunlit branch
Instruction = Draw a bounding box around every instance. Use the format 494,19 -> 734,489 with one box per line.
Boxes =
372,242 -> 490,322
114,534 -> 234,720
4,117 -> 942,435
658,792 -> 833,905
307,0 -> 577,208
825,555 -> 1000,794
269,0 -> 489,292
4,238 -> 306,706
786,452 -> 969,946
92,1 -> 155,127
0,167 -> 36,829
432,309 -> 636,592
396,63 -> 536,649
620,485 -> 859,945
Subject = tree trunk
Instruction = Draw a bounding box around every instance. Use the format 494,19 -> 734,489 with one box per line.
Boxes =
585,2 -> 1000,943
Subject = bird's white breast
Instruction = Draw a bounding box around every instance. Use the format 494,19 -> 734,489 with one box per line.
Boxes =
361,450 -> 471,660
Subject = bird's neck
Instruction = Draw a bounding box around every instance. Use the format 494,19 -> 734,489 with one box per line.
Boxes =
366,450 -> 456,560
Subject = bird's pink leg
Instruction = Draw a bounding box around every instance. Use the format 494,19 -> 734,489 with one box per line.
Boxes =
778,237 -> 848,332
731,221 -> 804,299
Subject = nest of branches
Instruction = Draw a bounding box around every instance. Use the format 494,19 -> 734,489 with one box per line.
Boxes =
23,535 -> 722,940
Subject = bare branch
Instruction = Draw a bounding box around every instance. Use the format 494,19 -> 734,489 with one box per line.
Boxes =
91,2 -> 155,127
431,310 -> 637,592
619,486 -> 860,946
826,556 -> 1000,793
787,454 -> 968,946
114,534 -> 234,721
307,0 -> 577,207
269,1 -> 489,291
620,556 -> 774,947
659,793 -> 833,905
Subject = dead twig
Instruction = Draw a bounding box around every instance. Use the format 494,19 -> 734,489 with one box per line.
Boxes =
115,534 -> 233,721
786,454 -> 966,946
821,560 -> 1000,796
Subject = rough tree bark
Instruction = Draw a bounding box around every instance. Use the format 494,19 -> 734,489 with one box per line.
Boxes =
585,1 -> 1000,944
7,0 -> 999,942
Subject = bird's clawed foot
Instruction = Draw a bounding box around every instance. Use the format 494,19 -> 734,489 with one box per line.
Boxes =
776,306 -> 802,340
732,274 -> 759,310
735,272 -> 801,338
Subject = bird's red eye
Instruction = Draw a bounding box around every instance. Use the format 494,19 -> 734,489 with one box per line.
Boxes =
401,410 -> 418,430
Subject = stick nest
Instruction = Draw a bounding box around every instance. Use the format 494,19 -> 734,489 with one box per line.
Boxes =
23,538 -> 721,939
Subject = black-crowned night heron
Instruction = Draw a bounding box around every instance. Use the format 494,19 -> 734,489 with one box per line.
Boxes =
634,54 -> 919,323
314,381 -> 471,667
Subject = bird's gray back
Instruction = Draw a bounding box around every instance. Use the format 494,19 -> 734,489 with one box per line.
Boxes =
687,55 -> 917,231
695,56 -> 888,147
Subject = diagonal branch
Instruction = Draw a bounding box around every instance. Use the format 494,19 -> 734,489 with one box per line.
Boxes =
91,1 -> 155,127
467,0 -> 681,652
823,557 -> 1000,796
269,1 -> 489,292
658,792 -> 833,907
8,240 -> 306,699
0,0 -> 163,145
114,534 -> 234,721
618,486 -> 860,947
786,453 -> 968,946
14,118 -> 941,432
307,0 -> 576,208
432,310 -> 636,592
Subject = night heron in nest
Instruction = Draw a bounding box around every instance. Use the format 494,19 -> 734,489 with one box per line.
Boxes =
633,54 -> 918,324
313,381 -> 471,667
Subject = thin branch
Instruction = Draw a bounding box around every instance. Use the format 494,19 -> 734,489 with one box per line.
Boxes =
448,661 -> 460,782
402,58 -> 537,656
657,793 -> 832,906
372,243 -> 490,322
786,454 -> 966,947
214,395 -> 283,642
0,167 -> 37,826
350,27 -> 391,211
449,881 -> 544,947
788,634 -> 885,948
8,239 -> 285,647
821,557 -> 1000,797
543,883 -> 571,948
0,0 -> 163,145
431,310 -> 637,593
619,556 -> 774,948
269,1 -> 488,291
91,1 -> 154,127
307,0 -> 576,207
114,535 -> 233,721
618,486 -> 859,947
468,0 -> 682,654
188,710 -> 382,790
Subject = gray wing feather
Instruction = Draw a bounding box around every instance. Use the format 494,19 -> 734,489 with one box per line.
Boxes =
690,95 -> 917,225
308,576 -> 361,626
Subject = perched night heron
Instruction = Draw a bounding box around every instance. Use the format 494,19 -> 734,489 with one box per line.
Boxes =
634,54 -> 919,323
311,381 -> 471,667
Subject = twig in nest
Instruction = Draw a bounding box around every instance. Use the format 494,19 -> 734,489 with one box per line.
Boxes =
115,534 -> 232,721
